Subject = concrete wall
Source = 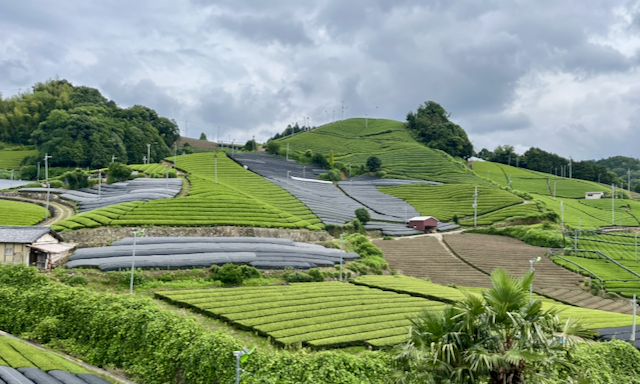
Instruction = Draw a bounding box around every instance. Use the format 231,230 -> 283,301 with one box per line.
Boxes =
62,226 -> 334,248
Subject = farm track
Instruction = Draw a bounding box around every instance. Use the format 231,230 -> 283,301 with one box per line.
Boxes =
372,236 -> 492,287
443,233 -> 633,314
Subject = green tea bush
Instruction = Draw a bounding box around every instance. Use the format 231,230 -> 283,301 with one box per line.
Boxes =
216,263 -> 244,285
468,224 -> 564,248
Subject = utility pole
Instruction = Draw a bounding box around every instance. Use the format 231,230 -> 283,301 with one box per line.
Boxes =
340,233 -> 346,282
286,143 -> 289,161
252,135 -> 255,152
98,168 -> 102,197
472,186 -> 478,227
569,158 -> 572,179
553,182 -> 557,201
44,153 -> 52,221
529,257 -> 541,301
146,143 -> 151,164
174,142 -> 177,168
612,184 -> 615,226
184,120 -> 188,138
37,162 -> 40,180
629,169 -> 632,195
129,229 -> 144,295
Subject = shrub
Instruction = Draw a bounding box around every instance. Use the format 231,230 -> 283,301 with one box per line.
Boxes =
374,170 -> 386,178
62,168 -> 89,190
327,169 -> 341,181
355,208 -> 371,224
265,141 -> 280,155
116,269 -> 147,288
216,263 -> 243,285
284,271 -> 315,282
312,153 -> 328,169
352,218 -> 365,234
48,180 -> 63,188
239,265 -> 261,279
65,274 -> 88,287
308,268 -> 324,282
366,156 -> 382,172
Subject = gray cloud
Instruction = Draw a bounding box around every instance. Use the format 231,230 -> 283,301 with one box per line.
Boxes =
1,0 -> 640,160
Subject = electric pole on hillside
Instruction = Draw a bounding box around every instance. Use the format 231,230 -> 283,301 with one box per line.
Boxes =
44,153 -> 52,221
472,186 -> 478,227
612,183 -> 616,226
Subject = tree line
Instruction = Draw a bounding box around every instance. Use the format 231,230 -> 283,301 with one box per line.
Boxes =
477,145 -> 640,191
0,79 -> 179,168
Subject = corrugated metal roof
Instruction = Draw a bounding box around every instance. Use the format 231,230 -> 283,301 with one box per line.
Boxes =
0,226 -> 60,243
29,242 -> 75,253
408,216 -> 437,221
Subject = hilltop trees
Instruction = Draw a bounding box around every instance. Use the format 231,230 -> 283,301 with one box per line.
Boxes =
406,101 -> 474,159
0,79 -> 179,168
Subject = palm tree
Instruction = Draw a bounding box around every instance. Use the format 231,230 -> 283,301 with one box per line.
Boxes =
393,269 -> 595,384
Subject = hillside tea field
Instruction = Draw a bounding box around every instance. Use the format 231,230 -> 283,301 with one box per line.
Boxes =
535,195 -> 638,228
156,282 -> 447,349
0,149 -> 38,169
473,161 -> 610,198
378,183 -> 522,222
0,199 -> 47,226
277,119 -> 486,184
53,152 -> 322,231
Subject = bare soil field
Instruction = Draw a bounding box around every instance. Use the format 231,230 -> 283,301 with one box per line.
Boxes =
372,236 -> 491,287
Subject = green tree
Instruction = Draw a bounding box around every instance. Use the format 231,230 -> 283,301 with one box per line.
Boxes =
199,132 -> 207,140
366,156 -> 382,172
107,162 -> 131,182
328,150 -> 335,169
63,168 -> 89,190
406,101 -> 474,159
393,268 -> 594,384
265,141 -> 280,155
244,139 -> 256,152
355,208 -> 371,224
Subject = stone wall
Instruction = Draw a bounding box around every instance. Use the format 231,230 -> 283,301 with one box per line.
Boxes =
62,226 -> 334,248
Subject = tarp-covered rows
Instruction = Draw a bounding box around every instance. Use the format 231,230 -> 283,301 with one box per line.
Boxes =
66,237 -> 359,271
0,366 -> 110,384
232,153 -> 424,225
20,178 -> 182,212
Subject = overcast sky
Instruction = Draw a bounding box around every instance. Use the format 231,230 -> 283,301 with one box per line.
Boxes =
2,0 -> 640,160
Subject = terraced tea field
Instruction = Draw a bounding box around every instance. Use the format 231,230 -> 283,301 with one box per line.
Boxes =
458,287 -> 632,328
443,233 -> 579,288
156,282 -> 446,348
276,119 -> 484,184
378,183 -> 522,222
0,149 -> 38,169
0,199 -> 48,225
129,163 -> 174,177
459,202 -> 541,225
473,161 -> 610,198
443,233 -> 635,313
535,194 -> 638,228
352,275 -> 467,302
581,198 -> 640,223
53,152 -> 322,231
371,237 -> 491,287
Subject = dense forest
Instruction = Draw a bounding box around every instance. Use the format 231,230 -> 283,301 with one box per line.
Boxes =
0,80 -> 179,167
477,145 -> 640,192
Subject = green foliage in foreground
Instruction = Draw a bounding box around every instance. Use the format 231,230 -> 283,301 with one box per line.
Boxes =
393,269 -> 595,384
0,264 -> 391,384
0,199 -> 47,225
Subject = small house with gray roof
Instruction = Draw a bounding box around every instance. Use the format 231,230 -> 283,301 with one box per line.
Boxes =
0,226 -> 75,270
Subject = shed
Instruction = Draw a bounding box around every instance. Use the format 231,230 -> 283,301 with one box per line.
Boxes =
407,216 -> 439,233
0,226 -> 75,270
585,192 -> 604,200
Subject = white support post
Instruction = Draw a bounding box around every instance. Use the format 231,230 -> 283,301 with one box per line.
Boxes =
472,186 -> 478,227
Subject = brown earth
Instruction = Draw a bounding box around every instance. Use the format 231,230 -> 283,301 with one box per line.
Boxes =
372,236 -> 491,287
